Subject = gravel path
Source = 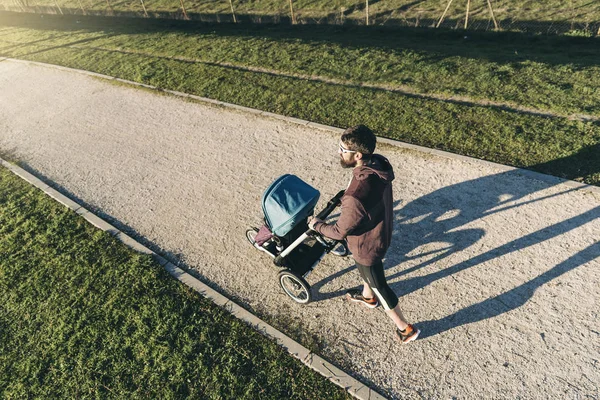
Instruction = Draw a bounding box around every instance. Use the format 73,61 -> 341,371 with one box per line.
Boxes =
1,60 -> 599,399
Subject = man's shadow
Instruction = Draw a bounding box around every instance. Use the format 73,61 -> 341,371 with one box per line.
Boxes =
312,169 -> 539,299
384,171 -> 590,294
311,167 -> 598,338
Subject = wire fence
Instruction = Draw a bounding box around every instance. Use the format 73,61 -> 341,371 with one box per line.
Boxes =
2,0 -> 600,36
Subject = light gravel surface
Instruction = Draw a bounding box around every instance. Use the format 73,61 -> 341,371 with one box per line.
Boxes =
1,60 -> 599,399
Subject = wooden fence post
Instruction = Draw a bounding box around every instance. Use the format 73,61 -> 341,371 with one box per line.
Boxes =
13,0 -> 26,11
140,0 -> 148,17
486,0 -> 499,30
366,0 -> 369,25
179,0 -> 189,19
229,0 -> 237,23
569,0 -> 575,31
436,0 -> 453,28
30,0 -> 40,14
77,0 -> 86,14
53,0 -> 63,14
289,0 -> 296,24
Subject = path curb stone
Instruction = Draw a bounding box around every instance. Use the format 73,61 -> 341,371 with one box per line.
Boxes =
0,155 -> 388,400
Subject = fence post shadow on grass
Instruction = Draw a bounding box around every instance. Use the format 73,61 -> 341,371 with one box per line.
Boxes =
2,11 -> 600,71
0,32 -> 74,52
3,7 -> 600,37
11,32 -> 118,58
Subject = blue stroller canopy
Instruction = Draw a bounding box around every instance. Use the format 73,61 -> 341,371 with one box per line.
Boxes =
262,174 -> 320,237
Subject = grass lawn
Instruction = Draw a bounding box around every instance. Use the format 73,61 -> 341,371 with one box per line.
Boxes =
2,12 -> 600,117
0,13 -> 598,187
0,166 -> 350,399
2,0 -> 600,31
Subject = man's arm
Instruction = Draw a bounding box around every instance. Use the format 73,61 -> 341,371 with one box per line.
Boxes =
312,196 -> 366,240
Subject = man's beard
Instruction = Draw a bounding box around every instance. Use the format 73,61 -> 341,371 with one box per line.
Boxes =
340,157 -> 356,169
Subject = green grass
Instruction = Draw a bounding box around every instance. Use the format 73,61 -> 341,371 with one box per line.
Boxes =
3,0 -> 600,30
2,13 -> 600,118
0,13 -> 599,186
0,166 -> 350,399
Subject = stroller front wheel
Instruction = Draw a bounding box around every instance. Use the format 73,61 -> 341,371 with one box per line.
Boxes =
278,270 -> 312,304
246,227 -> 259,245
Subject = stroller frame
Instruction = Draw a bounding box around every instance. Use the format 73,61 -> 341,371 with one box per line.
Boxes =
246,189 -> 348,303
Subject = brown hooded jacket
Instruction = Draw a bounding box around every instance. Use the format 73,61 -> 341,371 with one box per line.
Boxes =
314,154 -> 395,266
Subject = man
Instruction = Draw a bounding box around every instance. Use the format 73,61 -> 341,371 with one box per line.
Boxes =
308,125 -> 420,344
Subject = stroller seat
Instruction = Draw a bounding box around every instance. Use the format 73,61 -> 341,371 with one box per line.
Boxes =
247,174 -> 347,304
262,174 -> 320,239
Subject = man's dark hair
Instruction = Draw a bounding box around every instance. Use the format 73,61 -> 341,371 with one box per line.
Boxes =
341,125 -> 376,158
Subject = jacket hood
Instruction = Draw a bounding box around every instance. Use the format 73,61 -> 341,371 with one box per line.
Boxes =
353,154 -> 395,183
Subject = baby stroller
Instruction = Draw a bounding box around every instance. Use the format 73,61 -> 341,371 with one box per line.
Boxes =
246,174 -> 348,304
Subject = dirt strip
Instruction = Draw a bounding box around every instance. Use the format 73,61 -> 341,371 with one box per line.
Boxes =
1,60 -> 599,399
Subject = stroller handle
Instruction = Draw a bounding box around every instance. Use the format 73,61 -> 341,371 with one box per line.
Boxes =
315,189 -> 345,221
274,189 -> 346,267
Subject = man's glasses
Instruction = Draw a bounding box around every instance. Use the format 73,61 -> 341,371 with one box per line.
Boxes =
339,142 -> 357,154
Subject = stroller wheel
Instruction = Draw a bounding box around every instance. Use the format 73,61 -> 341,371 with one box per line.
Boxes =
246,227 -> 259,245
278,270 -> 312,304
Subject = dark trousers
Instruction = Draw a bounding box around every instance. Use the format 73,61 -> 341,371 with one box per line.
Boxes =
355,260 -> 399,310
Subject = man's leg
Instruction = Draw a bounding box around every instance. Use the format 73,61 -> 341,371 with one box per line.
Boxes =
362,280 -> 409,330
346,277 -> 378,308
361,280 -> 375,299
357,261 -> 419,342
385,305 -> 409,331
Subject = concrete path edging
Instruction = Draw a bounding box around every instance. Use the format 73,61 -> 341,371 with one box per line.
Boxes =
0,156 -> 385,400
1,57 -> 598,196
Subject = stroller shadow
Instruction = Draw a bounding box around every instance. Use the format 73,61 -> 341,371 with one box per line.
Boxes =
312,168 -> 599,337
311,263 -> 357,302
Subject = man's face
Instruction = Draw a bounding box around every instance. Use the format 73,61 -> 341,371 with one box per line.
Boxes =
339,141 -> 358,169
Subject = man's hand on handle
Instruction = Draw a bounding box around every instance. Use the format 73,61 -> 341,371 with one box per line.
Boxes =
308,217 -> 323,231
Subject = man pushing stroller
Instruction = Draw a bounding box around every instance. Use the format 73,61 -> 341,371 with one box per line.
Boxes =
308,125 -> 420,344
